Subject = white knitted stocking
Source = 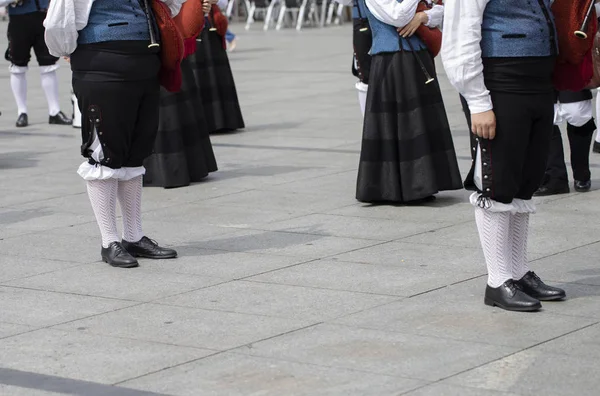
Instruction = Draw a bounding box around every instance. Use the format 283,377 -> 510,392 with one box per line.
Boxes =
510,212 -> 531,280
87,179 -> 120,248
474,207 -> 513,288
117,175 -> 144,243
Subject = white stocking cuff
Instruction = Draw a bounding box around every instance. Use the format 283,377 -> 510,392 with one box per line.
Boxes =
470,193 -> 536,214
40,64 -> 60,74
9,65 -> 27,74
78,162 -> 145,181
355,81 -> 368,92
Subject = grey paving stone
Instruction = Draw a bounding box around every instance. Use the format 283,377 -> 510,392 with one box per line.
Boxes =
236,323 -> 518,381
332,279 -> 597,348
248,259 -> 479,297
445,349 -> 600,396
533,323 -> 600,359
158,280 -> 397,321
0,232 -> 100,263
5,265 -> 223,302
529,282 -> 600,319
331,240 -> 487,273
0,322 -> 35,339
0,255 -> 82,283
187,228 -> 380,258
0,385 -> 67,396
54,303 -> 311,350
0,286 -> 136,327
529,242 -> 600,286
142,248 -> 310,279
254,213 -> 456,241
0,329 -> 210,384
122,352 -> 426,396
404,383 -> 522,396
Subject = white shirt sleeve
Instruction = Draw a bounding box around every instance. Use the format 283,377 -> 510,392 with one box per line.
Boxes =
365,0 -> 420,28
441,0 -> 492,115
44,0 -> 95,57
216,0 -> 228,10
424,4 -> 443,28
161,0 -> 187,17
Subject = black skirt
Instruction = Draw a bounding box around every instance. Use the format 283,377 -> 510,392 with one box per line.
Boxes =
356,50 -> 463,203
190,27 -> 245,133
143,58 -> 218,188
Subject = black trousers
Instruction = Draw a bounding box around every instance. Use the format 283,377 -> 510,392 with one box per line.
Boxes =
462,91 -> 555,203
6,12 -> 58,67
544,120 -> 595,184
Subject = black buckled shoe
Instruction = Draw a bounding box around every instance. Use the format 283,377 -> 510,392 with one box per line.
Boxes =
49,111 -> 72,125
533,183 -> 570,197
484,280 -> 542,312
16,113 -> 28,127
515,271 -> 566,301
101,242 -> 139,268
122,236 -> 177,259
574,180 -> 591,193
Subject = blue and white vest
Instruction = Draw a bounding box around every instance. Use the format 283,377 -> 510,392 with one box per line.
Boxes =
481,0 -> 557,58
78,0 -> 151,45
359,0 -> 426,55
8,0 -> 49,15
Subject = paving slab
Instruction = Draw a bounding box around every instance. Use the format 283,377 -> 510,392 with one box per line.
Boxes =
0,255 -> 83,283
235,323 -> 518,382
53,303 -> 311,350
0,329 -> 211,384
158,280 -> 398,321
122,352 -> 426,396
403,383 -> 523,396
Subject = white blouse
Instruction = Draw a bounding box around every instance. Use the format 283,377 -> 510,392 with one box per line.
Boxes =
365,0 -> 443,28
44,0 -> 187,57
441,0 -> 492,115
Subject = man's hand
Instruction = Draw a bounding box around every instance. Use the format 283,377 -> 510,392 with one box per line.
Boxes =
397,12 -> 428,37
202,0 -> 211,13
471,110 -> 496,140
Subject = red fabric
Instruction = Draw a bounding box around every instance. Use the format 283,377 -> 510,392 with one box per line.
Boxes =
174,0 -> 205,40
183,34 -> 199,57
552,0 -> 596,64
553,48 -> 594,91
415,1 -> 442,58
151,0 -> 184,92
211,5 -> 229,50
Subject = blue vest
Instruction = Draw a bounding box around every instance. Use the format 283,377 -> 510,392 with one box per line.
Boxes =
78,0 -> 150,45
481,0 -> 557,58
359,0 -> 426,55
8,0 -> 49,15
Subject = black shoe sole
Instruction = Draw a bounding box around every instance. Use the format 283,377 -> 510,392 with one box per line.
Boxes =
129,252 -> 177,260
533,294 -> 566,302
533,188 -> 570,197
484,297 -> 541,312
574,187 -> 591,193
49,121 -> 73,125
102,256 -> 139,268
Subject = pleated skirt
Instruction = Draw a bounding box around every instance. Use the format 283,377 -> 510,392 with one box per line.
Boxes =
356,50 -> 462,203
190,27 -> 245,133
143,58 -> 218,188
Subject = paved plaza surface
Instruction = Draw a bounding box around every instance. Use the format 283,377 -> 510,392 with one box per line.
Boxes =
1,20 -> 600,396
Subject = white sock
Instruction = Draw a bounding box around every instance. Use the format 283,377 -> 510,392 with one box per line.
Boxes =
87,179 -> 120,248
10,72 -> 27,115
117,175 -> 144,243
474,207 -> 513,288
510,212 -> 531,280
40,70 -> 61,116
356,82 -> 368,118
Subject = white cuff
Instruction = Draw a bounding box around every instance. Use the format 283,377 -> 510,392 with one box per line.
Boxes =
355,81 -> 368,92
470,193 -> 536,214
78,163 -> 146,181
9,65 -> 28,74
40,64 -> 60,74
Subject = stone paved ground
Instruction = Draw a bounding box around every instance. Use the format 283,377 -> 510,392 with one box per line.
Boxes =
1,20 -> 600,396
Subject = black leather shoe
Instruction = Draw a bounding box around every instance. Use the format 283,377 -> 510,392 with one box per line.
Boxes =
593,141 -> 600,153
484,280 -> 542,312
49,111 -> 72,125
534,184 -> 570,196
515,271 -> 566,301
101,242 -> 139,268
16,113 -> 28,127
122,236 -> 177,259
574,180 -> 591,193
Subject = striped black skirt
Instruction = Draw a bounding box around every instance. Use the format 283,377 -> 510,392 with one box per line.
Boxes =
143,58 -> 218,188
190,27 -> 245,134
356,50 -> 462,203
